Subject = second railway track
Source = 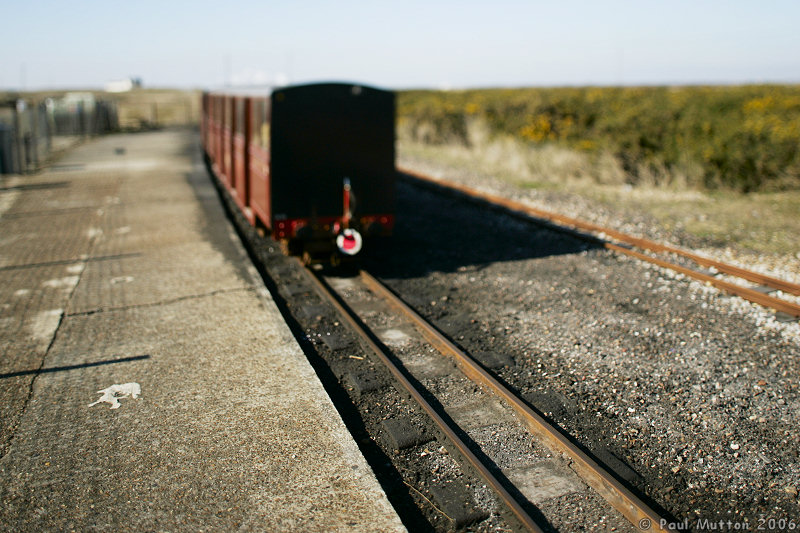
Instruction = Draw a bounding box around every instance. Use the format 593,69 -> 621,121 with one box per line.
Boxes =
400,168 -> 800,320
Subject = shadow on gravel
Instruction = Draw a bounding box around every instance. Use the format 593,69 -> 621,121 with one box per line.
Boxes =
365,178 -> 600,279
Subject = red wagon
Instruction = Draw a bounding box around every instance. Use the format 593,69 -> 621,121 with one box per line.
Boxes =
202,83 -> 395,263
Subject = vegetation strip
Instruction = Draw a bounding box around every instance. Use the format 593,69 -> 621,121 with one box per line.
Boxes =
397,85 -> 800,192
401,168 -> 800,318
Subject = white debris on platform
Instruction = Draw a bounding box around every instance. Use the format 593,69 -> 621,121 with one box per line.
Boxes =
66,263 -> 85,274
86,227 -> 103,239
29,309 -> 63,345
42,276 -> 80,290
89,382 -> 141,409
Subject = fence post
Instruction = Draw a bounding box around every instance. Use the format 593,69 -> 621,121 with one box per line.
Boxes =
78,102 -> 86,137
31,102 -> 39,168
44,100 -> 52,154
14,100 -> 24,174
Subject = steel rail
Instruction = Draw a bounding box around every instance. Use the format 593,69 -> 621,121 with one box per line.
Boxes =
297,261 -> 544,532
360,270 -> 675,532
400,168 -> 800,318
604,243 -> 800,318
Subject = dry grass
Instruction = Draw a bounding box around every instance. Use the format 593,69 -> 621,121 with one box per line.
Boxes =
113,89 -> 200,130
398,118 -> 635,191
398,127 -> 800,259
398,85 -> 800,193
607,188 -> 800,256
399,118 -> 622,189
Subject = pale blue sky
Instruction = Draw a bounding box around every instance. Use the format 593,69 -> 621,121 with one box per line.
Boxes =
3,0 -> 799,90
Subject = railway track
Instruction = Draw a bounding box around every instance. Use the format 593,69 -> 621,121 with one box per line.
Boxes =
400,168 -> 800,320
213,159 -> 800,530
299,262 -> 675,532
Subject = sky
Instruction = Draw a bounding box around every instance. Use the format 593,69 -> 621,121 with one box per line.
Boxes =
3,0 -> 800,91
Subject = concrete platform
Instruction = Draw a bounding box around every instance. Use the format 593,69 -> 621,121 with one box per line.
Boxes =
0,129 -> 405,532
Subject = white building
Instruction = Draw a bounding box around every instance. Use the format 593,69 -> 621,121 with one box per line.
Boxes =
105,77 -> 142,93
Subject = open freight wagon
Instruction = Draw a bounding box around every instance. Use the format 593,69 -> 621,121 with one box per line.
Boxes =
202,82 -> 395,263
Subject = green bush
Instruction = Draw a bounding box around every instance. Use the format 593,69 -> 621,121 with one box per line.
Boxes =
397,85 -> 800,192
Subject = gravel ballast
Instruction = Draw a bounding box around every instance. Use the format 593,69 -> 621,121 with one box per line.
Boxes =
365,162 -> 800,527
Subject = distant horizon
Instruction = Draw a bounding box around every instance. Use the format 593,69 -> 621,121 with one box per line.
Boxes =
4,1 -> 799,94
4,77 -> 800,96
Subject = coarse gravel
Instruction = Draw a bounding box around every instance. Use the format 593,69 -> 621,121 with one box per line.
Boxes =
364,160 -> 800,527
398,155 -> 800,340
214,141 -> 799,529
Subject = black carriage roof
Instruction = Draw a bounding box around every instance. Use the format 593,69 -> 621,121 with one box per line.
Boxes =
204,82 -> 391,99
273,82 -> 390,94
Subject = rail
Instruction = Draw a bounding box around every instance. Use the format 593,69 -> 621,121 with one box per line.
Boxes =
298,259 -> 675,531
400,168 -> 800,319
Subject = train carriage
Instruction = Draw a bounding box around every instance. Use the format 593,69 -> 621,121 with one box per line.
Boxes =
202,82 -> 395,263
230,95 -> 249,214
247,94 -> 271,227
220,95 -> 234,188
